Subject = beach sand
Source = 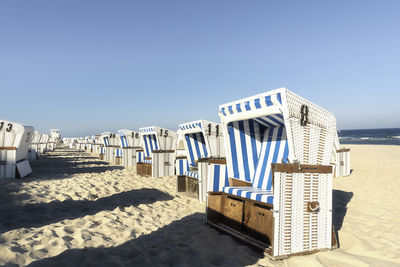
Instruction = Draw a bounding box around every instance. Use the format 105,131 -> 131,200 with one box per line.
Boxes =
0,145 -> 399,266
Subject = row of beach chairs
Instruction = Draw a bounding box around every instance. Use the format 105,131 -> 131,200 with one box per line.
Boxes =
66,88 -> 350,259
0,119 -> 60,178
2,88 -> 351,259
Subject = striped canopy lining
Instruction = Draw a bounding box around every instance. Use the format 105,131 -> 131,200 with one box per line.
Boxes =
142,134 -> 159,158
185,132 -> 208,167
103,137 -> 110,146
120,136 -> 128,148
226,114 -> 289,191
221,92 -> 282,116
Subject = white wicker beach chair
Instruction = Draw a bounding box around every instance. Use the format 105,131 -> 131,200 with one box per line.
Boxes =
137,126 -> 177,177
332,132 -> 351,177
38,134 -> 50,154
117,129 -> 142,168
206,88 -> 337,259
100,132 -> 121,164
0,119 -> 34,178
176,120 -> 225,202
27,131 -> 41,160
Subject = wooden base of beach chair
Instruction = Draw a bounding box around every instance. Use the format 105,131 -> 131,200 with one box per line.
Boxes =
114,157 -> 122,165
206,190 -> 337,260
176,175 -> 199,198
137,163 -> 152,176
99,154 -> 104,160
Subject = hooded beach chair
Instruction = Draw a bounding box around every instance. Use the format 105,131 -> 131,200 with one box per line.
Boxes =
38,134 -> 49,154
27,131 -> 41,160
100,132 -> 121,164
206,88 -> 337,259
175,129 -> 189,176
137,126 -> 177,177
332,132 -> 351,177
176,120 -> 225,202
91,135 -> 102,155
117,129 -> 142,168
0,119 -> 34,178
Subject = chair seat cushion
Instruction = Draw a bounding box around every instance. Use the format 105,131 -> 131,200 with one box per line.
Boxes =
185,171 -> 199,179
223,186 -> 273,204
139,159 -> 152,164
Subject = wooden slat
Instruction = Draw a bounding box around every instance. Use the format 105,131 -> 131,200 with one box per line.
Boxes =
272,163 -> 332,174
229,177 -> 252,187
0,147 -> 17,150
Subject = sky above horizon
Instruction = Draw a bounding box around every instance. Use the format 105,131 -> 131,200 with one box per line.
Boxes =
1,0 -> 399,137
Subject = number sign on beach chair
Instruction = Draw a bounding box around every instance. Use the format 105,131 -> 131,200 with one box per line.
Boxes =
206,88 -> 337,259
137,126 -> 177,177
117,129 -> 142,168
176,120 -> 225,202
0,119 -> 34,178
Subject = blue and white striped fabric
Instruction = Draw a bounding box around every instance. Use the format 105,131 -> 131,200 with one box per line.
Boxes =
143,159 -> 152,164
100,147 -> 105,154
103,136 -> 110,146
120,135 -> 129,148
136,151 -> 145,163
176,159 -> 189,175
116,148 -> 123,157
185,132 -> 208,167
207,164 -> 229,192
179,121 -> 203,131
222,118 -> 289,204
223,187 -> 273,204
142,134 -> 159,158
185,171 -> 199,179
225,118 -> 288,186
220,92 -> 282,117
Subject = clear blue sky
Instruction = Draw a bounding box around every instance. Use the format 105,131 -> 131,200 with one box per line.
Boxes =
1,0 -> 399,137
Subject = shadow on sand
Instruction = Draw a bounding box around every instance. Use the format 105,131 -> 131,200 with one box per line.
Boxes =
28,213 -> 265,267
0,188 -> 173,235
332,189 -> 353,247
24,150 -> 125,181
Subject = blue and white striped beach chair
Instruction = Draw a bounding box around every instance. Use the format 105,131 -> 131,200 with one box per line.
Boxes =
206,88 -> 337,259
137,126 -> 177,177
0,119 -> 34,178
100,132 -> 121,164
176,120 -> 225,202
117,129 -> 142,168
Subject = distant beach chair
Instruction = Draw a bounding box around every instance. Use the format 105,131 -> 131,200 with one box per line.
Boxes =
117,129 -> 142,168
0,119 -> 34,178
175,129 -> 189,176
332,132 -> 351,177
91,135 -> 102,155
176,120 -> 225,202
206,88 -> 337,259
27,131 -> 41,160
38,134 -> 50,154
69,138 -> 77,149
100,132 -> 121,164
137,126 -> 177,177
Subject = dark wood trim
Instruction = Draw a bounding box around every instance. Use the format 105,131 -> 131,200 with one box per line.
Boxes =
175,156 -> 187,160
0,147 -> 17,150
197,157 -> 226,164
122,146 -> 142,149
272,163 -> 332,174
145,157 -> 152,160
336,148 -> 350,153
153,150 -> 175,153
229,177 -> 252,187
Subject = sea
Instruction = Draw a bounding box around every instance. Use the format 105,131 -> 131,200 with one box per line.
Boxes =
338,128 -> 400,145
